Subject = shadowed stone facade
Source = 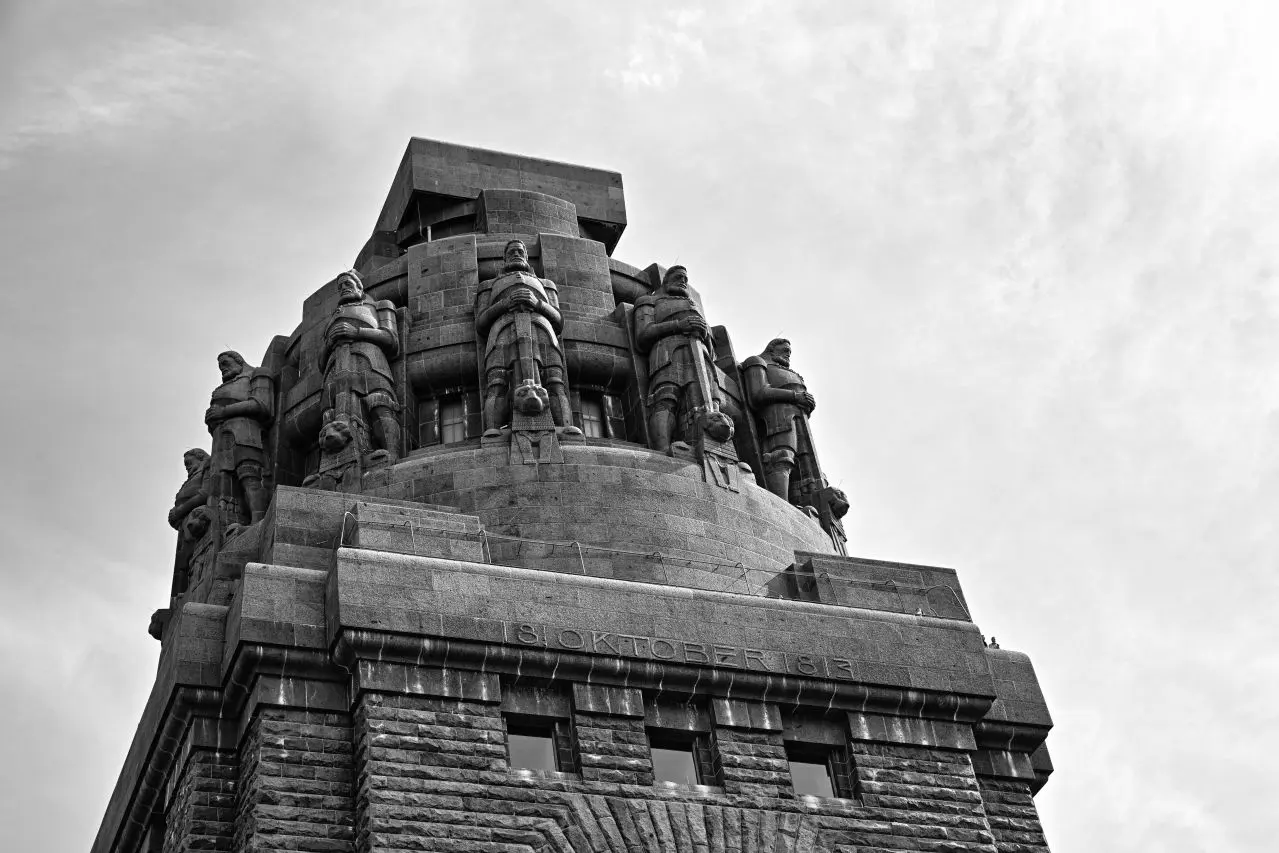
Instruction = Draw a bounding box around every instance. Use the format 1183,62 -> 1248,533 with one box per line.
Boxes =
96,139 -> 1054,853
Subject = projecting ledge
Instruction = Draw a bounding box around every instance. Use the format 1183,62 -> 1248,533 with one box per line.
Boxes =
327,546 -> 999,710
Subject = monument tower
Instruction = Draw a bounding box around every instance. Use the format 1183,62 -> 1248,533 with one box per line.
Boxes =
95,139 -> 1054,852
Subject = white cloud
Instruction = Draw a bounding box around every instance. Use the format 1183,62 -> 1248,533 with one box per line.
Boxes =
0,29 -> 251,167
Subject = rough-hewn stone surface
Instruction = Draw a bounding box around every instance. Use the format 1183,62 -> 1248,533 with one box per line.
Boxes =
216,690 -> 1022,852
977,779 -> 1051,852
235,709 -> 356,852
164,749 -> 236,852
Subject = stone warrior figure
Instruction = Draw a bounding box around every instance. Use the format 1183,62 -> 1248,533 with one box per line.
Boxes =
322,270 -> 401,460
475,239 -> 574,433
742,338 -> 820,502
205,350 -> 274,526
168,448 -> 210,530
168,448 -> 210,597
633,265 -> 727,452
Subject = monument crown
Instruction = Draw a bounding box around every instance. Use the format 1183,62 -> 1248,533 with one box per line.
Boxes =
97,138 -> 1054,853
361,137 -> 627,266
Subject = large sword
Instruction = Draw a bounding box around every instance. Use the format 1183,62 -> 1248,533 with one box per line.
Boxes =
513,304 -> 540,388
687,325 -> 718,415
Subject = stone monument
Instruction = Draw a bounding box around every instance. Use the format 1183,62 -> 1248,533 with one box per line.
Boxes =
95,139 -> 1055,853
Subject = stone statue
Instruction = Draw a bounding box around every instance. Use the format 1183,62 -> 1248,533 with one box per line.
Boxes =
474,240 -> 574,433
322,270 -> 401,460
168,448 -> 209,531
205,350 -> 274,526
742,338 -> 819,502
633,265 -> 728,452
168,448 -> 209,598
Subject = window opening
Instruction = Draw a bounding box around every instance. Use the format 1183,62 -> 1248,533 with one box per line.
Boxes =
505,717 -> 576,773
439,399 -> 467,444
785,742 -> 855,798
649,729 -> 719,786
580,397 -> 605,438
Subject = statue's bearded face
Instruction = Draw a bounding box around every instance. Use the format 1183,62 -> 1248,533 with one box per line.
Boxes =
217,355 -> 242,382
337,274 -> 363,303
664,269 -> 690,296
183,452 -> 204,477
770,342 -> 792,367
504,242 -> 529,269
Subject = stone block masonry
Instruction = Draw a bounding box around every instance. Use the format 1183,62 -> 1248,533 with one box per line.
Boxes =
98,498 -> 1052,852
97,138 -> 1054,852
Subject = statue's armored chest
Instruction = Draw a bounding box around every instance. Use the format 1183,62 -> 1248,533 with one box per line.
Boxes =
491,271 -> 550,303
651,295 -> 700,324
331,301 -> 378,329
764,363 -> 805,389
211,374 -> 252,405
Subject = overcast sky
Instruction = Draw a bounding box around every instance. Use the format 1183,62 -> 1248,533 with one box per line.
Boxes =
2,2 -> 1276,850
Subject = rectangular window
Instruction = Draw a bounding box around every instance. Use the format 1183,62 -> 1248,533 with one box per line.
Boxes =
439,399 -> 466,444
785,742 -> 855,799
418,391 -> 480,447
602,393 -> 628,441
580,397 -> 605,437
649,729 -> 720,787
505,716 -> 577,774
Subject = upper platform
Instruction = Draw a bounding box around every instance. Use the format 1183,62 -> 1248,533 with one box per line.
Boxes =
369,138 -> 627,257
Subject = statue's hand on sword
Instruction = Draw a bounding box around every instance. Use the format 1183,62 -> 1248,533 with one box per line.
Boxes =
508,287 -> 536,310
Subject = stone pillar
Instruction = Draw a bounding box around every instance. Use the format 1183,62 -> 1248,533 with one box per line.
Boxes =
162,717 -> 237,853
233,708 -> 356,852
350,663 -> 504,851
846,711 -> 999,850
571,684 -> 652,785
709,698 -> 789,798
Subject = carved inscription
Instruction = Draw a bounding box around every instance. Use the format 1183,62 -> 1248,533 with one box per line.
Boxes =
505,621 -> 861,681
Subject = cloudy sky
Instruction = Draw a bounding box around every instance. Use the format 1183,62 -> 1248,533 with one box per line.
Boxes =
2,1 -> 1276,850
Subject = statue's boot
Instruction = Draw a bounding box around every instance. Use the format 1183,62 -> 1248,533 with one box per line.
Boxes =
762,470 -> 792,503
549,384 -> 580,434
376,413 -> 402,460
242,475 -> 269,524
483,388 -> 509,435
648,409 -> 675,452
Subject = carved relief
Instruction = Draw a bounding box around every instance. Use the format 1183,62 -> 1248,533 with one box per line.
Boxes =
816,484 -> 850,556
322,270 -> 401,461
205,351 -> 274,527
508,380 -> 565,465
632,266 -> 729,453
302,416 -> 367,493
179,505 -> 215,597
474,240 -> 575,435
